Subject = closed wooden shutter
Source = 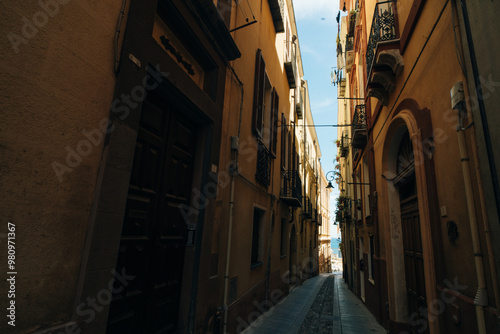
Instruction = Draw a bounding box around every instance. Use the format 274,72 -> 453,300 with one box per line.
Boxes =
253,49 -> 265,137
270,88 -> 279,157
281,113 -> 287,170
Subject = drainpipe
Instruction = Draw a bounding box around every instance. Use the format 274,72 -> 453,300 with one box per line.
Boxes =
459,0 -> 500,231
302,84 -> 307,284
452,0 -> 500,309
456,110 -> 487,334
222,64 -> 244,334
113,0 -> 127,75
222,172 -> 236,334
469,126 -> 500,308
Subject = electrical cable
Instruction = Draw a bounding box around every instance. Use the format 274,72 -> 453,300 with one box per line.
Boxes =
451,0 -> 467,77
114,0 -> 127,75
245,0 -> 256,20
238,0 -> 249,22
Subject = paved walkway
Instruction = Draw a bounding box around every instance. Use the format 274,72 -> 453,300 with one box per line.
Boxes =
334,275 -> 387,334
241,273 -> 386,334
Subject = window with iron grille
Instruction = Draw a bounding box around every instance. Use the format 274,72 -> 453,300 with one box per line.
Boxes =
253,49 -> 278,187
251,207 -> 265,267
256,139 -> 271,186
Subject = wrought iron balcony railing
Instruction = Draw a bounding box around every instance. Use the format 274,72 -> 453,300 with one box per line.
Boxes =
345,35 -> 354,52
366,1 -> 397,75
353,104 -> 366,131
280,170 -> 302,207
295,86 -> 304,119
284,43 -> 297,89
352,104 -> 367,149
303,196 -> 313,218
340,131 -> 349,157
256,139 -> 271,186
345,34 -> 354,71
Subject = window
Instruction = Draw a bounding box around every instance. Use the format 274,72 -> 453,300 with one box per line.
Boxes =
252,49 -> 278,156
251,207 -> 265,267
280,218 -> 287,257
363,155 -> 370,218
253,49 -> 266,137
281,113 -> 288,170
270,88 -> 279,156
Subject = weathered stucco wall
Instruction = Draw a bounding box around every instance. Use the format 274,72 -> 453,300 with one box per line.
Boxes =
372,1 -> 498,332
0,0 -> 123,331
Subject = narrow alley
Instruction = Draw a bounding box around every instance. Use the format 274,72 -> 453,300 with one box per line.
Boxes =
2,0 -> 500,333
241,274 -> 385,334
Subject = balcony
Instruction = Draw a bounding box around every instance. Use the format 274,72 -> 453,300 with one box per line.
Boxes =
256,139 -> 271,186
352,105 -> 367,149
311,208 -> 318,223
366,1 -> 404,106
284,44 -> 297,89
268,0 -> 285,33
280,170 -> 302,207
345,35 -> 354,72
340,132 -> 349,157
348,11 -> 357,37
295,86 -> 304,119
303,196 -> 313,219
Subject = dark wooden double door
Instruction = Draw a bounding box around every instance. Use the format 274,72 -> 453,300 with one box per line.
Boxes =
399,175 -> 429,334
107,93 -> 198,334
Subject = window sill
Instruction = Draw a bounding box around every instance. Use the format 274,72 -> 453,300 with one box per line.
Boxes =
280,254 -> 287,259
251,261 -> 263,270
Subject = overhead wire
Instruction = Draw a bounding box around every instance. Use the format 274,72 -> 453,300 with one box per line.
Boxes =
238,0 -> 249,22
451,0 -> 467,77
245,0 -> 256,20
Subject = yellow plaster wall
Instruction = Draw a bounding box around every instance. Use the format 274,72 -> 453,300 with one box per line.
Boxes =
0,0 -> 124,331
372,0 -> 489,304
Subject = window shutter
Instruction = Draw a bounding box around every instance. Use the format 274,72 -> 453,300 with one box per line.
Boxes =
281,113 -> 287,170
253,49 -> 265,137
270,88 -> 279,157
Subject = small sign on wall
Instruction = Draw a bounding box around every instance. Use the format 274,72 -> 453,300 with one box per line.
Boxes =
186,223 -> 196,246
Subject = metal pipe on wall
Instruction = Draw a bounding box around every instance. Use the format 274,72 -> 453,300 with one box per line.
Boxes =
452,0 -> 500,309
456,117 -> 487,334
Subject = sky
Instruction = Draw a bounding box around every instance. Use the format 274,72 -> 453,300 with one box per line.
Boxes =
292,0 -> 342,238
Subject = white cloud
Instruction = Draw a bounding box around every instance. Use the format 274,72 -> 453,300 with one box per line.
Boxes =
300,44 -> 321,60
292,0 -> 339,20
312,98 -> 334,112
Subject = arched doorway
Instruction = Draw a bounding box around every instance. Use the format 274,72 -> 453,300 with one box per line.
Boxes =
393,131 -> 428,334
381,99 -> 441,334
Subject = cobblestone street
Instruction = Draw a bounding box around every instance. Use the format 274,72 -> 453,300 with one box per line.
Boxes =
242,274 -> 386,334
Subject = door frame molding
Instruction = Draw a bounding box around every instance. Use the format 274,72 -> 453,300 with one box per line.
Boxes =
381,98 -> 443,334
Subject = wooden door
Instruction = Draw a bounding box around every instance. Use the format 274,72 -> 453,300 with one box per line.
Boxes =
400,178 -> 428,334
107,93 -> 198,334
